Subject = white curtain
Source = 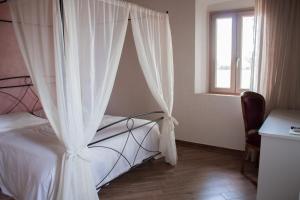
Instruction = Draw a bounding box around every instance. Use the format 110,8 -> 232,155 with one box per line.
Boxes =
130,5 -> 178,166
9,0 -> 129,199
253,0 -> 300,111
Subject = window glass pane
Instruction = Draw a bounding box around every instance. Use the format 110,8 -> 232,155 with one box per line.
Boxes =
240,16 -> 254,89
215,17 -> 232,88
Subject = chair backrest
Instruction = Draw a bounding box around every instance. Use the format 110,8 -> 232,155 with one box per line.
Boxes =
241,91 -> 266,135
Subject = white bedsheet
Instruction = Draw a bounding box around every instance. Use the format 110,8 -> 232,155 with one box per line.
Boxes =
0,115 -> 160,200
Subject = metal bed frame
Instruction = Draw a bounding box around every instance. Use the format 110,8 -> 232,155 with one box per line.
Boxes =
0,75 -> 163,190
0,0 -> 168,191
0,76 -> 40,115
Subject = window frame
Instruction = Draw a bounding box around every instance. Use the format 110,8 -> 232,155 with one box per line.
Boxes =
209,8 -> 254,95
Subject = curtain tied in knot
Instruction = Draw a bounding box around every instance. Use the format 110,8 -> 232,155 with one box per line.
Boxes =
66,146 -> 91,162
163,114 -> 179,131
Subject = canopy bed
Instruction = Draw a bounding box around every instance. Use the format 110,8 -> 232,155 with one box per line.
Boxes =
0,0 -> 177,200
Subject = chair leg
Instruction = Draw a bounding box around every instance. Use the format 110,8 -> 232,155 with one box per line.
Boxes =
241,145 -> 258,186
255,150 -> 260,168
241,145 -> 248,174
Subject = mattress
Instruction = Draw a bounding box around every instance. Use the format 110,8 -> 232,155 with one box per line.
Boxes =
0,113 -> 160,200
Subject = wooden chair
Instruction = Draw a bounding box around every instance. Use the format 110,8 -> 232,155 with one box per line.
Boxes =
240,91 -> 266,185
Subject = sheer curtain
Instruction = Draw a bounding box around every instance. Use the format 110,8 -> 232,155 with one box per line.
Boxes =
130,5 -> 178,165
253,0 -> 300,111
10,0 -> 129,199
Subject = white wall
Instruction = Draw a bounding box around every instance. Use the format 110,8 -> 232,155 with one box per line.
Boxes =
107,0 -> 254,150
106,25 -> 160,116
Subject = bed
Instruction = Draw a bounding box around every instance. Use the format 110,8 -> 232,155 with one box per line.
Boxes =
0,76 -> 163,200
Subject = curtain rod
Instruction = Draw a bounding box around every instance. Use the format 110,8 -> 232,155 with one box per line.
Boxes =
0,11 -> 169,23
0,0 -> 169,22
0,19 -> 11,23
128,11 -> 169,20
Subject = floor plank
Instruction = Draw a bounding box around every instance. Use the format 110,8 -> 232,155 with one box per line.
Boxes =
0,142 -> 257,200
100,142 -> 257,200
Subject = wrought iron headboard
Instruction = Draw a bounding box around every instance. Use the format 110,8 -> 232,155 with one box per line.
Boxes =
0,76 -> 40,115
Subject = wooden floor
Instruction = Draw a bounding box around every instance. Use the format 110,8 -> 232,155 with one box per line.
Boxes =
0,142 -> 257,200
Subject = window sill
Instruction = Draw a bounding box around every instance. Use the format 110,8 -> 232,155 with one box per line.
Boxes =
199,92 -> 241,98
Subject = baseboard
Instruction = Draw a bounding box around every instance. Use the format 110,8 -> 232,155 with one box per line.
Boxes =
176,140 -> 243,156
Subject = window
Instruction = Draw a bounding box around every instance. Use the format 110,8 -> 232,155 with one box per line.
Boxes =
209,10 -> 254,94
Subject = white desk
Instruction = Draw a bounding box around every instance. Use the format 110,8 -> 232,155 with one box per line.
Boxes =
257,109 -> 300,200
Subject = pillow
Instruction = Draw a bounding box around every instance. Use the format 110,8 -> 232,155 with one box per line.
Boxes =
0,112 -> 48,133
